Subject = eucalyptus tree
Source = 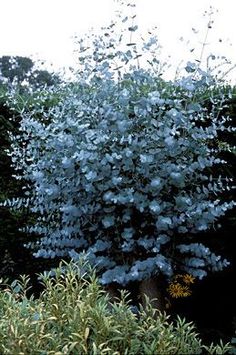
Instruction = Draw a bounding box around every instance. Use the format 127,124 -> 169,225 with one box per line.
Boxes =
7,1 -> 235,308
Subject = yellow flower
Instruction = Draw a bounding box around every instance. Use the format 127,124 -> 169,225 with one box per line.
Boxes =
167,282 -> 192,298
182,274 -> 195,285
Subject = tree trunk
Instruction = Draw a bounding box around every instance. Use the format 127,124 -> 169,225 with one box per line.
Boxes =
104,277 -> 165,315
138,277 -> 165,314
104,283 -> 120,304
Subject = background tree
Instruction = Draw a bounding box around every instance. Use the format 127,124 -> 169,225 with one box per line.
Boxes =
0,56 -> 33,83
0,55 -> 61,89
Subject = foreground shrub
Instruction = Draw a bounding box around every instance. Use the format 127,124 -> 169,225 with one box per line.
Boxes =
0,260 -> 231,354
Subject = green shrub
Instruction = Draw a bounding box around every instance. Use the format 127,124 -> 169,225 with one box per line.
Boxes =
0,260 -> 231,354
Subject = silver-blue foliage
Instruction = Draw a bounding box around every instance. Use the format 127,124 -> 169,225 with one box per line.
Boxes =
6,1 -> 235,285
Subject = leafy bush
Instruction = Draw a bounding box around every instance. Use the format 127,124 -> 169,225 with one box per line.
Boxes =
0,82 -> 64,280
0,260 -> 231,354
6,1 -> 235,288
0,87 -> 28,277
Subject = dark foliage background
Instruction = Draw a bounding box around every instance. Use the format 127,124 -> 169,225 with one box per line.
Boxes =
172,94 -> 236,343
0,57 -> 62,285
